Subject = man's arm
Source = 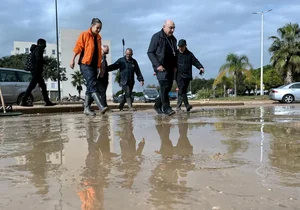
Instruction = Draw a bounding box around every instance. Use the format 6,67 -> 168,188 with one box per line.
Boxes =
191,53 -> 204,69
107,58 -> 121,72
134,60 -> 144,82
147,33 -> 160,69
34,47 -> 43,63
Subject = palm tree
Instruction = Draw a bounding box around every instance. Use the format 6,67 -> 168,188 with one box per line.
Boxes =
219,53 -> 252,96
71,70 -> 85,98
269,23 -> 300,84
114,70 -> 120,83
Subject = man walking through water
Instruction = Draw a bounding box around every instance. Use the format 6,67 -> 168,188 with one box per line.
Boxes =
147,19 -> 177,116
176,39 -> 204,112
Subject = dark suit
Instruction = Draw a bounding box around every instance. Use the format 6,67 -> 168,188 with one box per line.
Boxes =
109,56 -> 144,109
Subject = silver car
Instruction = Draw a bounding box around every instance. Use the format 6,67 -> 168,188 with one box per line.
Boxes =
269,82 -> 300,103
0,68 -> 42,105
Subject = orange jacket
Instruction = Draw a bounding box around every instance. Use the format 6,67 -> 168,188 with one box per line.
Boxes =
73,29 -> 102,68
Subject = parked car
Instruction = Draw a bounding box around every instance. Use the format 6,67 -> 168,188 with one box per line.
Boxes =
269,82 -> 300,103
143,88 -> 159,103
187,92 -> 195,99
168,92 -> 177,100
113,93 -> 134,103
0,68 -> 42,105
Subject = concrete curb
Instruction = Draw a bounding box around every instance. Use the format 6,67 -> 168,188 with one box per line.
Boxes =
7,100 -> 277,115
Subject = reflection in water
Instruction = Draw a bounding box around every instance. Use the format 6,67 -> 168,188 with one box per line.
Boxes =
149,115 -> 194,209
116,114 -> 145,189
78,116 -> 115,210
260,106 -> 265,163
11,118 -> 64,195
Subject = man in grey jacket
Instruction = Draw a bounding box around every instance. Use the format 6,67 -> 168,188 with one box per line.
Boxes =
147,20 -> 177,116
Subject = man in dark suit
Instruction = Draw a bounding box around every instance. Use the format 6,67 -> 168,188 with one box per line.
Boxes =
109,48 -> 144,111
147,20 -> 177,116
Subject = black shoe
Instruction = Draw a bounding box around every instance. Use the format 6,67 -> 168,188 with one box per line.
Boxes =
44,101 -> 56,106
154,106 -> 163,114
186,105 -> 193,112
164,108 -> 175,116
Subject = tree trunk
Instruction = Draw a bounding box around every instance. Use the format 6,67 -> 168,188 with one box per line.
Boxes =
78,90 -> 81,98
285,69 -> 293,84
234,72 -> 237,97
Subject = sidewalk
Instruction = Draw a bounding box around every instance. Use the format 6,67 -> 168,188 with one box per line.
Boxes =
9,99 -> 276,115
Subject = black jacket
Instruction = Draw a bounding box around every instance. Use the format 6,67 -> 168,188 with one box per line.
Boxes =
109,56 -> 144,85
30,44 -> 46,72
176,49 -> 203,80
147,29 -> 177,72
98,55 -> 109,82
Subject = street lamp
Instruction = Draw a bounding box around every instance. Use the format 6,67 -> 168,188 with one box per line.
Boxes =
55,0 -> 61,101
252,9 -> 272,96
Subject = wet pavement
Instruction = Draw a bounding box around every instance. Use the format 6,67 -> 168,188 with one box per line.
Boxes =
0,105 -> 300,210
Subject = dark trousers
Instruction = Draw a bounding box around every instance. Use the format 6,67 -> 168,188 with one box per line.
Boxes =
119,82 -> 134,109
155,71 -> 174,111
97,79 -> 108,107
23,71 -> 49,103
176,76 -> 191,108
177,77 -> 190,95
80,64 -> 98,95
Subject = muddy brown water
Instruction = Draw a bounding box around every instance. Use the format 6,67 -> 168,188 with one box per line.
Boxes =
0,105 -> 300,209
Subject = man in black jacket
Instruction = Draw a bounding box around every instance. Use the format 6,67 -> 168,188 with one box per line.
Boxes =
176,39 -> 204,111
109,48 -> 144,111
147,19 -> 177,116
20,39 -> 55,106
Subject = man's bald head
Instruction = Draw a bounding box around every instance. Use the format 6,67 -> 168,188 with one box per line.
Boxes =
102,45 -> 109,54
163,19 -> 175,36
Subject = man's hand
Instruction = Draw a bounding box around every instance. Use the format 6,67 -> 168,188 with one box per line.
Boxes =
97,68 -> 101,78
199,68 -> 204,75
140,81 -> 144,86
70,60 -> 75,69
157,65 -> 165,72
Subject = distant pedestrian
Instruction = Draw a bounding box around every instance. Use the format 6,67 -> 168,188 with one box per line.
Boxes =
20,38 -> 56,107
109,48 -> 144,111
176,39 -> 204,111
147,19 -> 177,116
70,18 -> 108,116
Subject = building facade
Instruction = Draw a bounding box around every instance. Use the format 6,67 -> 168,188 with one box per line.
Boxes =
11,29 -> 113,100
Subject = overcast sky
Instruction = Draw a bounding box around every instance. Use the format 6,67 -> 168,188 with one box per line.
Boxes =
1,0 -> 299,92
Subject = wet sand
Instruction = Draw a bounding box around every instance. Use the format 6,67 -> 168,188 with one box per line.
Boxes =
0,105 -> 299,209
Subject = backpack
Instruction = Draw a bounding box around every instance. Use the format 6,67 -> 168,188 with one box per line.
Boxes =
24,48 -> 37,71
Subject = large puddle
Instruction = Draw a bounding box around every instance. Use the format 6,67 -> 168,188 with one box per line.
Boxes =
0,105 -> 300,209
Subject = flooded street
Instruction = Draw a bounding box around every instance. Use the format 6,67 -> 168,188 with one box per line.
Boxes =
0,105 -> 300,210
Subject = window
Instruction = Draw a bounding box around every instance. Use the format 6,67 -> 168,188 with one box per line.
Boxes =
51,83 -> 56,89
52,49 -> 56,55
25,48 -> 29,54
290,83 -> 300,89
0,70 -> 18,82
16,47 -> 20,51
17,71 -> 32,82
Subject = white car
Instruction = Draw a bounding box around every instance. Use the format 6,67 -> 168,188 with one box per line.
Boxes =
269,82 -> 300,103
0,68 -> 42,105
187,93 -> 195,99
